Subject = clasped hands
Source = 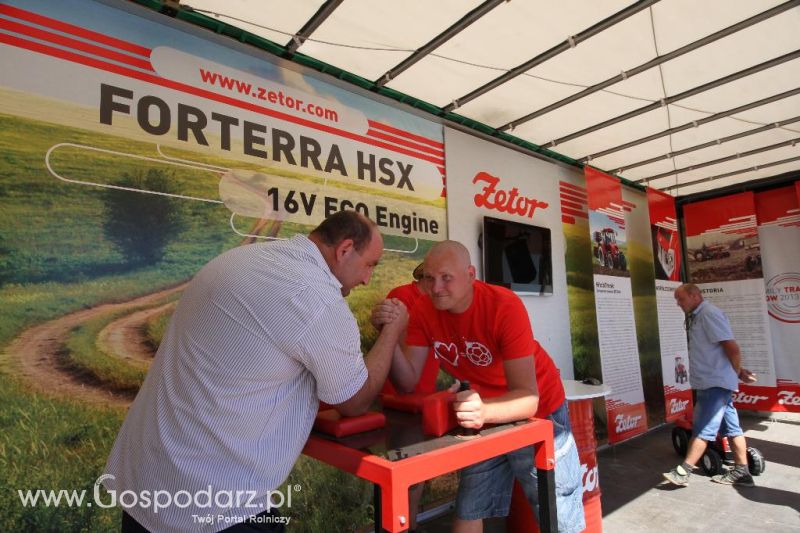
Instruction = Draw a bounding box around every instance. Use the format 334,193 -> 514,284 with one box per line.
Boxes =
369,298 -> 408,331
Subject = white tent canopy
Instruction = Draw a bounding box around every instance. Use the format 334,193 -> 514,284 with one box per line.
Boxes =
181,0 -> 800,196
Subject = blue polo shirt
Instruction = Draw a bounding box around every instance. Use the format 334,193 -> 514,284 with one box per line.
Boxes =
687,300 -> 738,391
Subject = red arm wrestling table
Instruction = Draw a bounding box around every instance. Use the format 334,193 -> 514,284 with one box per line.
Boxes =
302,410 -> 557,533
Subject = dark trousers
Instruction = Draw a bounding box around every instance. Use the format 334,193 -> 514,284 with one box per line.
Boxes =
122,509 -> 286,532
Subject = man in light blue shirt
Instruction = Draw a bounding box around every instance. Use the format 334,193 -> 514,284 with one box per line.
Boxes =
663,283 -> 757,488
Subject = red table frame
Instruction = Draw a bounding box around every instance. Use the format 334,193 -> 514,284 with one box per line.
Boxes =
303,418 -> 556,533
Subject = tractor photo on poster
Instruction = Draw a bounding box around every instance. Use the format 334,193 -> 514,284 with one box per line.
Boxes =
589,211 -> 629,277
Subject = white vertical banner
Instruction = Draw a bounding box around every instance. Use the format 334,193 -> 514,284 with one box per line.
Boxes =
756,186 -> 800,412
585,167 -> 647,443
648,188 -> 691,421
656,280 -> 692,418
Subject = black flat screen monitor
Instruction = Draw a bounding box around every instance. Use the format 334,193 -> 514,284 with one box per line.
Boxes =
481,216 -> 553,295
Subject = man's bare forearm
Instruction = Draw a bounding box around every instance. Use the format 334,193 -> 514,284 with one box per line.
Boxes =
721,339 -> 742,373
483,389 -> 538,424
389,345 -> 420,393
336,317 -> 406,416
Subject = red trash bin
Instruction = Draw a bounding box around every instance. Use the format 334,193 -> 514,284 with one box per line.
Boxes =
507,398 -> 603,532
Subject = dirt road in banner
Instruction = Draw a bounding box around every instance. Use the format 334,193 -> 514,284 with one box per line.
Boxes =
3,284 -> 187,408
3,217 -> 281,408
97,301 -> 177,367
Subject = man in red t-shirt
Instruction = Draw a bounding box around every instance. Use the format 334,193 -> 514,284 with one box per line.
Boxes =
388,240 -> 585,533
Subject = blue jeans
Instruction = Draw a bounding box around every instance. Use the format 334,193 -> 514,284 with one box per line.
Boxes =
693,387 -> 744,441
455,402 -> 585,533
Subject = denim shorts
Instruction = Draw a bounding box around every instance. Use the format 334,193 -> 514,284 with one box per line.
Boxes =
693,387 -> 744,441
455,402 -> 585,533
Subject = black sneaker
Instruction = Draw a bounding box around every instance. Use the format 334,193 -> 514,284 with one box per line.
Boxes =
662,465 -> 690,486
711,468 -> 755,487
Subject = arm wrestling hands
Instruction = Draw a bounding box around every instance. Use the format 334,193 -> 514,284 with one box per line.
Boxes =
370,298 -> 406,330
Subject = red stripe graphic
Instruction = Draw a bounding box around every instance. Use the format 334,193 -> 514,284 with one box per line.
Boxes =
560,192 -> 587,205
368,120 -> 444,149
0,4 -> 151,57
366,128 -> 445,162
0,32 -> 445,166
0,18 -> 153,72
562,208 -> 588,219
562,215 -> 576,224
560,199 -> 585,211
562,193 -> 587,203
559,181 -> 586,194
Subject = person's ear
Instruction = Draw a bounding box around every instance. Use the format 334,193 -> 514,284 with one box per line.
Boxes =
335,239 -> 355,263
468,265 -> 476,281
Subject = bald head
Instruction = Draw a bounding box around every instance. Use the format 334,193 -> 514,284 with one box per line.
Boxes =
426,240 -> 472,269
676,283 -> 701,297
674,282 -> 703,313
423,240 -> 475,313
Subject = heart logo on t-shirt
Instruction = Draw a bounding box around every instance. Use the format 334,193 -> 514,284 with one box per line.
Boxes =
433,341 -> 459,366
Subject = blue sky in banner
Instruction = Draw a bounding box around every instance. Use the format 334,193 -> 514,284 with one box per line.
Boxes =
9,0 -> 443,140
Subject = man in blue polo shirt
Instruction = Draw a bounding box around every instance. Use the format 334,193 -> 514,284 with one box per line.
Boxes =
663,283 -> 756,487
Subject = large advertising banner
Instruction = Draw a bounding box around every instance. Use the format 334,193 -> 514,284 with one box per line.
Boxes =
585,167 -> 647,443
0,2 -> 446,239
683,192 -> 776,411
756,186 -> 800,412
0,0 -> 444,530
647,188 -> 691,422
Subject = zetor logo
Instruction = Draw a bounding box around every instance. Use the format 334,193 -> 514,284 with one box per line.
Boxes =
472,172 -> 548,218
615,414 -> 642,432
669,398 -> 689,414
778,391 -> 800,406
734,391 -> 768,405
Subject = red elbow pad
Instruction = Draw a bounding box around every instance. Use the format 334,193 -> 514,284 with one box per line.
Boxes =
313,409 -> 386,438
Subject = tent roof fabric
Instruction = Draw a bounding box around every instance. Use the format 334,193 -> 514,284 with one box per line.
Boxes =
164,0 -> 800,196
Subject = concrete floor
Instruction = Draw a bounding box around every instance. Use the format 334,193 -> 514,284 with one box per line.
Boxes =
598,412 -> 800,533
419,412 -> 800,532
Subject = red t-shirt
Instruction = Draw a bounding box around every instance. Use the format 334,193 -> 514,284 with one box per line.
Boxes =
381,282 -> 440,394
405,280 -> 564,418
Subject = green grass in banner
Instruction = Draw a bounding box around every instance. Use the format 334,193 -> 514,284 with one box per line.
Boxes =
0,273 -> 204,532
563,222 -> 600,381
567,286 -> 601,380
63,309 -> 151,395
0,114 -> 243,285
142,311 -> 171,353
627,240 -> 665,426
0,379 -> 124,533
